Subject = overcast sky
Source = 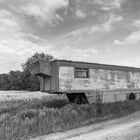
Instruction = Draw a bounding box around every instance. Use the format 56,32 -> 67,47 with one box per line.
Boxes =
0,0 -> 140,73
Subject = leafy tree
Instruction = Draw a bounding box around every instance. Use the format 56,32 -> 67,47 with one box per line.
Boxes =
0,52 -> 54,91
21,70 -> 40,91
0,74 -> 11,90
22,52 -> 54,74
8,71 -> 23,90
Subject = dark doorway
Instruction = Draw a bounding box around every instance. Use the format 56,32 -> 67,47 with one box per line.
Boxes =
129,93 -> 136,100
66,93 -> 89,104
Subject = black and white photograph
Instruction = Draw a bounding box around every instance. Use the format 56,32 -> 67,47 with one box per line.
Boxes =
0,0 -> 140,140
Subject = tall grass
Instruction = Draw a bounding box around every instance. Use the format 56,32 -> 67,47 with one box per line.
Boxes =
0,94 -> 68,116
0,97 -> 140,140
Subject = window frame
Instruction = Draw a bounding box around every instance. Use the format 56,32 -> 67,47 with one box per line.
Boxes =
74,67 -> 89,78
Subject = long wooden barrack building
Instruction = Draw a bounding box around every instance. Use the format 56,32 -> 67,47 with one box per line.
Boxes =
33,59 -> 140,104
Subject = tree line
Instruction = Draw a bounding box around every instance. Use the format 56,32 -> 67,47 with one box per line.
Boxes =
0,53 -> 53,91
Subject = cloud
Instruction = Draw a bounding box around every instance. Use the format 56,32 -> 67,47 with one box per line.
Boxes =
113,40 -> 122,45
50,45 -> 99,62
20,0 -> 68,23
91,14 -> 123,33
63,14 -> 123,37
0,32 -> 54,73
91,26 -> 102,33
117,57 -> 140,68
1,0 -> 140,73
0,0 -> 68,24
102,15 -> 123,31
0,10 -> 20,36
0,7 -> 98,73
75,9 -> 87,18
113,31 -> 140,45
132,19 -> 140,28
0,9 -> 46,56
94,0 -> 125,11
125,31 -> 140,44
0,8 -> 55,73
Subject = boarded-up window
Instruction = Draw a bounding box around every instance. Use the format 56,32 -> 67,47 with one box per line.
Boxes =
75,68 -> 89,78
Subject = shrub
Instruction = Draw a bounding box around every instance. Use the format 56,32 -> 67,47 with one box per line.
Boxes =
19,110 -> 38,120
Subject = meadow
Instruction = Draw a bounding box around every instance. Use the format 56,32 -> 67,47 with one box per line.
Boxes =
0,91 -> 140,140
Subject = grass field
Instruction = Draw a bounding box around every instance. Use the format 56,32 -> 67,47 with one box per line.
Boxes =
0,91 -> 140,140
0,91 -> 51,101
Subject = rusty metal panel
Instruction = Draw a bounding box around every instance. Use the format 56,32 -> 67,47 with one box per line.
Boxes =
59,66 -> 140,91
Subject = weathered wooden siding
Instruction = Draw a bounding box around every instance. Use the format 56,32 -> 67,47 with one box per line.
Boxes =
59,66 -> 140,91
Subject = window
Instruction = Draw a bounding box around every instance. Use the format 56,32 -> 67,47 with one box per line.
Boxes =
75,67 -> 89,78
